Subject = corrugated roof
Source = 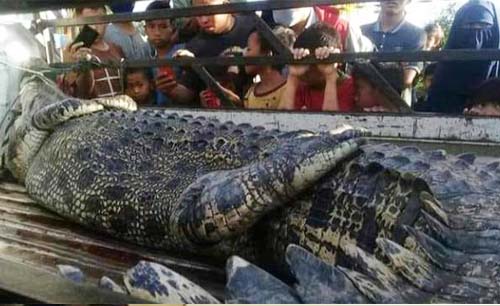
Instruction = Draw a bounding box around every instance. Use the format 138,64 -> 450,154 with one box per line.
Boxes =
0,181 -> 226,303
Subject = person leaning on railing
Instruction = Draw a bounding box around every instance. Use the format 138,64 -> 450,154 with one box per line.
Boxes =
197,26 -> 296,110
278,22 -> 355,113
59,6 -> 125,99
171,0 -> 260,42
164,0 -> 257,106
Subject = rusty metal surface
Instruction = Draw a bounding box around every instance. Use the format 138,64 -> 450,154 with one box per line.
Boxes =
0,182 -> 226,302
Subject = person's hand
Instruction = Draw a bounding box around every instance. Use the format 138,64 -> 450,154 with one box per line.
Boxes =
315,46 -> 339,79
363,106 -> 387,112
156,74 -> 178,96
200,89 -> 222,108
464,104 -> 500,116
288,48 -> 310,77
63,42 -> 92,63
200,86 -> 241,108
173,49 -> 195,58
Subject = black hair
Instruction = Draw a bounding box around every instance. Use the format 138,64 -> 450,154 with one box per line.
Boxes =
75,6 -> 106,16
124,68 -> 154,85
293,22 -> 341,52
253,25 -> 296,71
145,1 -> 174,25
146,0 -> 171,11
471,78 -> 500,106
352,62 -> 404,94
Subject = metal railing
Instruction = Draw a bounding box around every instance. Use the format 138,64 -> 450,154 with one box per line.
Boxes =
5,0 -> 500,113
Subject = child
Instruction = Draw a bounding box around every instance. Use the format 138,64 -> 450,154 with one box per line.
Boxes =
351,62 -> 403,112
124,68 -> 156,106
199,26 -> 296,110
61,6 -> 124,99
278,22 -> 355,112
464,78 -> 500,116
144,0 -> 186,106
243,26 -> 296,110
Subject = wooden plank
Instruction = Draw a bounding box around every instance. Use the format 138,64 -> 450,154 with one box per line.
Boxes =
0,182 -> 226,302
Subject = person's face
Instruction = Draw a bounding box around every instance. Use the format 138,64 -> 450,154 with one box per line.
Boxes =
355,78 -> 382,109
145,19 -> 175,48
193,0 -> 232,34
79,8 -> 107,38
244,32 -> 264,75
425,32 -> 441,51
126,73 -> 154,105
300,65 -> 326,89
380,0 -> 409,16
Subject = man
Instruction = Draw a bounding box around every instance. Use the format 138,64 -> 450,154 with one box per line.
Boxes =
362,0 -> 426,104
104,1 -> 151,60
164,0 -> 256,105
61,6 -> 124,99
171,0 -> 258,42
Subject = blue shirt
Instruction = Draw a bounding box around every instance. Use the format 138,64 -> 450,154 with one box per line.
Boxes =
362,19 -> 426,72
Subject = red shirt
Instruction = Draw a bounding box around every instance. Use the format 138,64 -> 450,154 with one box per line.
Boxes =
294,77 -> 355,112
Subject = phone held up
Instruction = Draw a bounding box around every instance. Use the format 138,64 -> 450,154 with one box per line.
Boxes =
158,66 -> 175,79
71,25 -> 99,48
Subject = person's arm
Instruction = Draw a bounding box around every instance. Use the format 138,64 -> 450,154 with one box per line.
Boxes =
62,41 -> 95,98
315,47 -> 340,111
278,48 -> 310,110
279,75 -> 301,110
403,68 -> 418,87
156,75 -> 196,104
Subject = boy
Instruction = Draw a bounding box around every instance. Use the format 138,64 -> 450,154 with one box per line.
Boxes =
351,62 -> 403,112
464,79 -> 500,116
279,22 -> 355,112
125,68 -> 156,106
242,26 -> 296,109
61,6 -> 124,99
167,0 -> 257,105
144,0 -> 186,106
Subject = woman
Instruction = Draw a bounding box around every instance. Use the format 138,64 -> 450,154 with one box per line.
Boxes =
426,0 -> 500,114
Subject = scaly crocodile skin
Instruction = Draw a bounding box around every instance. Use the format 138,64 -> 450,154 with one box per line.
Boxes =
5,75 -> 500,303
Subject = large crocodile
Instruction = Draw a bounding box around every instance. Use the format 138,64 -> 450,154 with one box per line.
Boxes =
3,71 -> 500,303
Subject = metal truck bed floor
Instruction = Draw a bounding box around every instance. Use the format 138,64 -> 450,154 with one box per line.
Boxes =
0,182 -> 225,303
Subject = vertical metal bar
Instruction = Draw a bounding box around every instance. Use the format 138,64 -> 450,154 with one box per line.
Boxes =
191,65 -> 236,109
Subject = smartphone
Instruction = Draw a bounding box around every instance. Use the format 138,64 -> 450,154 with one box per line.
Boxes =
158,66 -> 175,78
72,25 -> 99,48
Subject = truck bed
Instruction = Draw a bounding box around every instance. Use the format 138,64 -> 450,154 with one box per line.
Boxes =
0,182 -> 226,303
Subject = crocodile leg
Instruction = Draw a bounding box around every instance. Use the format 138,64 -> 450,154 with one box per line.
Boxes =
171,130 -> 366,244
33,95 -> 136,131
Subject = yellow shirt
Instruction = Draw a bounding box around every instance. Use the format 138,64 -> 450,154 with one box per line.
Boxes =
243,82 -> 287,110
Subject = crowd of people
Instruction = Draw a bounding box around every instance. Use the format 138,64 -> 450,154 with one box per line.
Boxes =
57,0 -> 500,116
